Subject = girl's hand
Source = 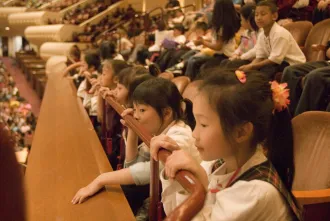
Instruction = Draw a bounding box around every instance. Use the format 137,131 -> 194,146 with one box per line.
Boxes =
318,0 -> 328,11
100,88 -> 115,99
89,82 -> 101,94
164,149 -> 200,179
120,108 -> 134,128
238,63 -> 254,72
71,182 -> 101,204
150,135 -> 180,161
193,37 -> 204,46
229,54 -> 240,61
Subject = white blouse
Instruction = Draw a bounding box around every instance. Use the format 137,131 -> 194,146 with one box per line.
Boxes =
161,150 -> 293,221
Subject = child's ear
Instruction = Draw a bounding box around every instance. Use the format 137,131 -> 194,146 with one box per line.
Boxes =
272,12 -> 278,21
162,107 -> 173,121
234,122 -> 254,144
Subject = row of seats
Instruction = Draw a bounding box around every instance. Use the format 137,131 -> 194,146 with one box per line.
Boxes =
15,51 -> 47,99
45,0 -> 80,12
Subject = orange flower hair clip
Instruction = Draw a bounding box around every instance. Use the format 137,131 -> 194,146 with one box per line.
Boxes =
269,81 -> 290,112
235,70 -> 247,84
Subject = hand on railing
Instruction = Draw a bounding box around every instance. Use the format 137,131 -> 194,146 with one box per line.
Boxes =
62,62 -> 84,78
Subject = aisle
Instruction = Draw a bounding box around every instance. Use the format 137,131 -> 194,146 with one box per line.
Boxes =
1,57 -> 41,117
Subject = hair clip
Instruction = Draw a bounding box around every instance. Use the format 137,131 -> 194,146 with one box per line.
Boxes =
235,70 -> 247,84
269,81 -> 290,113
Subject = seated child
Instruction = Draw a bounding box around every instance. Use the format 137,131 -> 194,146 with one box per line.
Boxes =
238,1 -> 306,79
150,70 -> 301,220
72,78 -> 200,217
184,0 -> 241,80
219,3 -> 259,69
282,45 -> 330,116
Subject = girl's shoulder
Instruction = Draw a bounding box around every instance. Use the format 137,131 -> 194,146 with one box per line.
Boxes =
166,121 -> 192,135
214,180 -> 292,220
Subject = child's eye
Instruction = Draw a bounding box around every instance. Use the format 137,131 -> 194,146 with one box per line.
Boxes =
200,123 -> 207,128
139,109 -> 145,113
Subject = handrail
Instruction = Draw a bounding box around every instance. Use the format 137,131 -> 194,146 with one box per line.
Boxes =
94,20 -> 127,45
165,4 -> 196,12
101,93 -> 206,221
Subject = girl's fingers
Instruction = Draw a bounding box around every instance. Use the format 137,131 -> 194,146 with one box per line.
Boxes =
120,119 -> 127,127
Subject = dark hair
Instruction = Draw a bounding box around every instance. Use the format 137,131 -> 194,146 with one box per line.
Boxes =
117,66 -> 151,101
240,4 -> 258,31
102,59 -> 129,78
99,41 -> 117,60
84,50 -> 101,71
132,78 -> 195,129
173,24 -> 185,34
212,0 -> 240,42
256,0 -> 278,13
199,70 -> 294,190
69,45 -> 81,61
195,22 -> 208,32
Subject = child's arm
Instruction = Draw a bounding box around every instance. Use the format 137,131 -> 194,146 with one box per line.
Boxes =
238,58 -> 276,71
196,37 -> 224,52
120,109 -> 139,163
72,168 -> 134,204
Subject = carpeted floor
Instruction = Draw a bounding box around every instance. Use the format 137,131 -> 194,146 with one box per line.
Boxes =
1,57 -> 41,117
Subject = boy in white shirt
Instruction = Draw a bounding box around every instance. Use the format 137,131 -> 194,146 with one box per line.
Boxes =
238,1 -> 306,79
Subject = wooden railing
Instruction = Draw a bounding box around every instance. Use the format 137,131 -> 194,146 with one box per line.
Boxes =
25,64 -> 135,221
101,93 -> 206,221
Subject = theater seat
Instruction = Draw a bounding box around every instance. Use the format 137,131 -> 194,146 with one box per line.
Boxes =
276,19 -> 330,82
158,72 -> 174,80
282,21 -> 313,47
303,18 -> 330,62
291,111 -> 330,221
171,76 -> 190,94
182,80 -> 202,102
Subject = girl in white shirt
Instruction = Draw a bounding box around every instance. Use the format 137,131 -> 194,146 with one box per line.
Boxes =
150,71 -> 302,220
220,3 -> 259,69
72,77 -> 200,215
184,0 -> 241,80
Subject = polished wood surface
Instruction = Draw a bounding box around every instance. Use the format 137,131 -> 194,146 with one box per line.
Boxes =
25,72 -> 134,221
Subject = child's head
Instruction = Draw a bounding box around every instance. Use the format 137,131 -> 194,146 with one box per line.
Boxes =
194,70 -> 294,189
212,0 -> 240,42
255,0 -> 278,29
101,59 -> 129,89
174,9 -> 184,18
115,66 -> 151,105
195,22 -> 208,38
83,50 -> 101,72
132,78 -> 193,135
173,24 -> 185,37
99,41 -> 117,60
116,28 -> 128,38
68,45 -> 81,62
240,4 -> 258,31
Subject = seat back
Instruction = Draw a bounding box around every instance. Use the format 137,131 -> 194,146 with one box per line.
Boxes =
158,72 -> 174,80
292,111 -> 330,191
171,76 -> 191,94
283,21 -> 313,47
304,19 -> 330,62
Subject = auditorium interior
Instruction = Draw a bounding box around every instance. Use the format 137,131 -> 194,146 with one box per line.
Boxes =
0,0 -> 329,220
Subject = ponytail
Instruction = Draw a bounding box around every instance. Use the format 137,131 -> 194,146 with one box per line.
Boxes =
182,98 -> 195,129
266,109 -> 294,190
